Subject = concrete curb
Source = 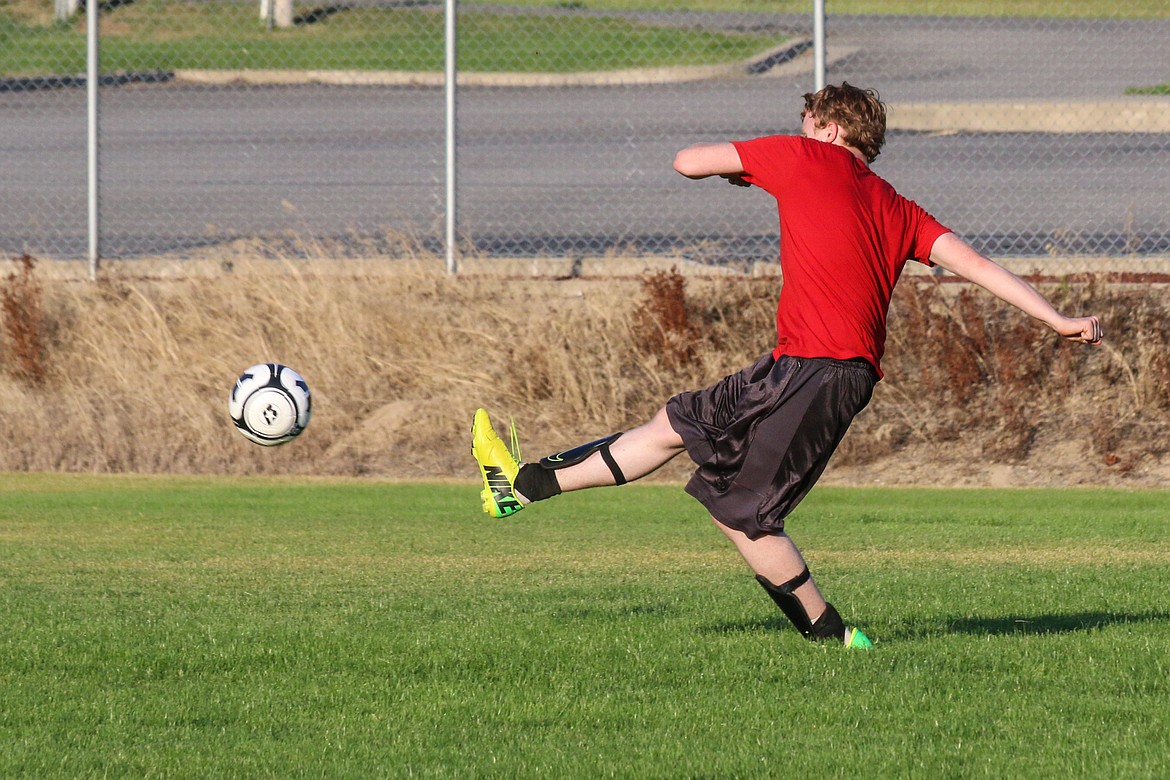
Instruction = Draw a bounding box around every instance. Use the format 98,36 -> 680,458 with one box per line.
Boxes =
173,38 -> 821,88
174,66 -> 739,88
888,99 -> 1170,134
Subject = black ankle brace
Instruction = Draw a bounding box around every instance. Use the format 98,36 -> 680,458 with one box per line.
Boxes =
810,603 -> 847,643
514,463 -> 562,503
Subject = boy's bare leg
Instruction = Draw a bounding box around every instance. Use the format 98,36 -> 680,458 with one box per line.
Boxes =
472,405 -> 683,516
551,406 -> 686,493
712,521 -> 829,622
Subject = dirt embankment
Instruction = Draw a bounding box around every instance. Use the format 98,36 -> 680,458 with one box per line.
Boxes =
1,254 -> 1167,488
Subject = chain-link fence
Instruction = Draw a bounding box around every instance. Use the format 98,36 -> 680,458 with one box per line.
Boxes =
2,1 -> 1168,268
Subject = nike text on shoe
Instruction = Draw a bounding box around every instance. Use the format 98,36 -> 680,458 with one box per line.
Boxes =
471,408 -> 524,518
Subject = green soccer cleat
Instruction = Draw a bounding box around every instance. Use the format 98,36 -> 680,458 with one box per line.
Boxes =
471,408 -> 524,518
844,626 -> 874,649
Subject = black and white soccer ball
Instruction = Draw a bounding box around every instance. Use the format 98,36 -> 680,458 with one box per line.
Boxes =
228,363 -> 311,446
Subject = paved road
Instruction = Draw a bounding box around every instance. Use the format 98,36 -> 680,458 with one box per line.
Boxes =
2,13 -> 1168,259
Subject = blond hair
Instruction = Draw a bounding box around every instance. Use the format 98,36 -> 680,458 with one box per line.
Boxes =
802,82 -> 887,163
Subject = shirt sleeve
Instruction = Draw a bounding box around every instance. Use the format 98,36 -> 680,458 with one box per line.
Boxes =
905,197 -> 951,266
730,136 -> 793,196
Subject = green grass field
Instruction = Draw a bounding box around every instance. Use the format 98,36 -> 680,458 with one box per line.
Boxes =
466,0 -> 1170,15
0,4 -> 782,77
2,474 -> 1168,777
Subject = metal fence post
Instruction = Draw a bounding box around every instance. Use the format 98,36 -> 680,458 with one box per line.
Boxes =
87,0 -> 100,280
813,0 -> 826,91
444,0 -> 458,275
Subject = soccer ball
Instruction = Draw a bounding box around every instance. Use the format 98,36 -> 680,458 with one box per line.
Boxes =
228,363 -> 311,446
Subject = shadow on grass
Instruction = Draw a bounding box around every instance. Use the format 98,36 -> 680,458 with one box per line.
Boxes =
704,610 -> 1170,640
294,5 -> 348,26
942,610 -> 1170,636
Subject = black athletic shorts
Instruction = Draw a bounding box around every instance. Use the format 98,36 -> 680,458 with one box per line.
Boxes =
665,353 -> 877,539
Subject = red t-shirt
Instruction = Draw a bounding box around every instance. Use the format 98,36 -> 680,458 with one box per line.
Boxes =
731,135 -> 950,377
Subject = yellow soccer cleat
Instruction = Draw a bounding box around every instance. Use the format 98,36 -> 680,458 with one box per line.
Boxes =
471,408 -> 524,518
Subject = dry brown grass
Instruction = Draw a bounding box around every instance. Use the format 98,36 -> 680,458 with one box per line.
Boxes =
1,0 -> 55,27
1,252 -> 1167,485
0,254 -> 49,385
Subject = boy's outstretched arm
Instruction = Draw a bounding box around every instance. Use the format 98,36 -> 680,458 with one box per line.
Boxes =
673,143 -> 748,185
929,233 -> 1103,345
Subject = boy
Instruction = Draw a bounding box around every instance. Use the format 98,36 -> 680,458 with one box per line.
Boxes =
472,83 -> 1102,648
